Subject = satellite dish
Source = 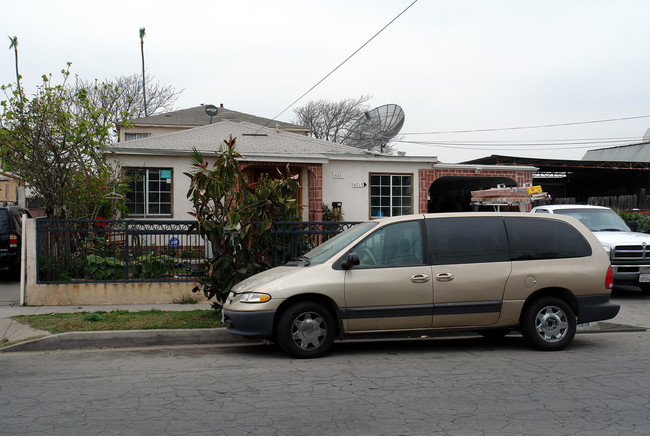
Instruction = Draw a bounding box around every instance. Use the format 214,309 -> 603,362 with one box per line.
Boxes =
204,104 -> 218,124
343,104 -> 405,153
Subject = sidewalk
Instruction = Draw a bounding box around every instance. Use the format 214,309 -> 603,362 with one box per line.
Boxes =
1,295 -> 648,353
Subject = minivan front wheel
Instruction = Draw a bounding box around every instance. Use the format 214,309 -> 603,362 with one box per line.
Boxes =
521,297 -> 576,351
276,302 -> 335,358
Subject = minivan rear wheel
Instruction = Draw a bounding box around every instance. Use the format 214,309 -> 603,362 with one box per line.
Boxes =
521,297 -> 576,351
276,302 -> 335,358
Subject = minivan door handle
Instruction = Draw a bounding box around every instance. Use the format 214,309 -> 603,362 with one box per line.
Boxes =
435,273 -> 454,282
410,274 -> 430,283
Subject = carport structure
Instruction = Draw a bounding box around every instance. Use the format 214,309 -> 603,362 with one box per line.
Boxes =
420,164 -> 535,213
464,155 -> 650,209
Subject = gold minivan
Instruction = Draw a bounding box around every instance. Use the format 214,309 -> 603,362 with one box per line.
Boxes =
222,213 -> 619,358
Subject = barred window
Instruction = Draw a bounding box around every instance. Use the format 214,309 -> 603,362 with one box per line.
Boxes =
124,168 -> 173,217
370,174 -> 413,218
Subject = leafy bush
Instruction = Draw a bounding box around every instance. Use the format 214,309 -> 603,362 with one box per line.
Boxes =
172,294 -> 201,304
135,253 -> 184,279
84,254 -> 125,280
322,203 -> 344,222
84,312 -> 104,322
186,136 -> 301,306
179,248 -> 204,259
614,209 -> 650,233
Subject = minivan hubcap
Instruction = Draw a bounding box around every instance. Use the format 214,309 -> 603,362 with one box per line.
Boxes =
535,306 -> 568,342
291,312 -> 327,350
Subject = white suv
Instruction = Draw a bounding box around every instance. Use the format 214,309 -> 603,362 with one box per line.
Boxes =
531,204 -> 650,292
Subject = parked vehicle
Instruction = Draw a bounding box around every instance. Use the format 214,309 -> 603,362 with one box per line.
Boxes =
222,212 -> 619,358
0,204 -> 31,276
532,204 -> 650,293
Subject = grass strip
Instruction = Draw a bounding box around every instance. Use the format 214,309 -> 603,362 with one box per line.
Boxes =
12,309 -> 224,334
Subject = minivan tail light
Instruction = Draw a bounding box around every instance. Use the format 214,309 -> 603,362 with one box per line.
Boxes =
605,265 -> 613,290
9,234 -> 18,249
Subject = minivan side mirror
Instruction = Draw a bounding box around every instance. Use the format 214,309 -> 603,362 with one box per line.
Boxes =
341,253 -> 360,270
627,221 -> 639,232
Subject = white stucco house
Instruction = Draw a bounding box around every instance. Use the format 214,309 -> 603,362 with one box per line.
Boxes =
109,118 -> 537,222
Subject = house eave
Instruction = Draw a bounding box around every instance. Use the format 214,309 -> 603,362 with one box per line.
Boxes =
108,147 -> 330,164
434,163 -> 538,172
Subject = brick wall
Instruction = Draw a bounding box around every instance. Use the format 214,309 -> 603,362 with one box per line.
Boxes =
418,168 -> 534,213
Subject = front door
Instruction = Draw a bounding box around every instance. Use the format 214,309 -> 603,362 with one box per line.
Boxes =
343,220 -> 433,332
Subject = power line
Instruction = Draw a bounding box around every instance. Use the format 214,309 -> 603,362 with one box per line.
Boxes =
398,137 -> 643,147
401,114 -> 650,135
257,0 -> 419,131
398,142 -> 620,151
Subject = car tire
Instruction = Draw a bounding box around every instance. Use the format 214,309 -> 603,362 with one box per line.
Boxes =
521,297 -> 576,351
276,302 -> 335,358
639,284 -> 650,295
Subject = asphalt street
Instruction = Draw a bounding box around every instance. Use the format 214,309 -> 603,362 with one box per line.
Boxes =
1,331 -> 649,435
1,270 -> 650,434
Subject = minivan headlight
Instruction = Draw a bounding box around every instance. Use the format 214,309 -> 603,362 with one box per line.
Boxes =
239,292 -> 271,303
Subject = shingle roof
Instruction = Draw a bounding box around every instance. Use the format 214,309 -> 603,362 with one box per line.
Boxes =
127,105 -> 307,131
111,120 -> 371,162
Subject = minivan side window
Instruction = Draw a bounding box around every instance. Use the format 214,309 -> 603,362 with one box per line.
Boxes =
504,217 -> 592,260
427,217 -> 510,265
350,220 -> 424,268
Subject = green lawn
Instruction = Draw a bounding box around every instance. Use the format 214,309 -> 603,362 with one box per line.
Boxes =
12,309 -> 224,334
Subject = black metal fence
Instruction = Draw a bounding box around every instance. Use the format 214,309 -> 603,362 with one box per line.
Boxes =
36,219 -> 360,284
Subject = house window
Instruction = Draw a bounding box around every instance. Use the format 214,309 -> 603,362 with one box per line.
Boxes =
370,173 -> 413,218
124,132 -> 151,141
124,168 -> 173,217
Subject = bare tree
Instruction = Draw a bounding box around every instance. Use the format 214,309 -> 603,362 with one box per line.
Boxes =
292,95 -> 372,143
72,73 -> 182,139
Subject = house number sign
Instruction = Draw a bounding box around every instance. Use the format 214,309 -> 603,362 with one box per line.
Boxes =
332,172 -> 345,179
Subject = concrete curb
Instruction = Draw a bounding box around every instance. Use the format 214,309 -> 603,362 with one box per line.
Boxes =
0,327 -> 250,352
1,322 -> 647,353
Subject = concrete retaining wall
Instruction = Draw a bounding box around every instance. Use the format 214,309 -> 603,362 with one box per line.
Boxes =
23,219 -> 207,306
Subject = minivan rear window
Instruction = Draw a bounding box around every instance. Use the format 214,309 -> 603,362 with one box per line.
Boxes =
427,217 -> 510,265
505,217 -> 592,260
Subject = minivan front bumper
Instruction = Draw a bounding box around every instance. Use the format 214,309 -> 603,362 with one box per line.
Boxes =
575,294 -> 620,324
222,309 -> 275,338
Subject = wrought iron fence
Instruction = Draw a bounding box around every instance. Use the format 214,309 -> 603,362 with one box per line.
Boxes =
36,219 -> 360,284
264,221 -> 361,266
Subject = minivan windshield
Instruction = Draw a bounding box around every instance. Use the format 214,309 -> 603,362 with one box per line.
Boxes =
553,208 -> 630,232
300,222 -> 377,265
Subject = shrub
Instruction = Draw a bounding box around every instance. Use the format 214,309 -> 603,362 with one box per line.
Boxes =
186,136 -> 301,306
84,254 -> 125,280
135,253 -> 184,279
614,209 -> 650,233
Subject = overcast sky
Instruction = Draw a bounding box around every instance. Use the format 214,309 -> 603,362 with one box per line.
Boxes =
3,0 -> 650,163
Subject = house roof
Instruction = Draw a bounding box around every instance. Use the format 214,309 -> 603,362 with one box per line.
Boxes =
125,105 -> 308,132
111,120 -> 379,163
581,141 -> 650,162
